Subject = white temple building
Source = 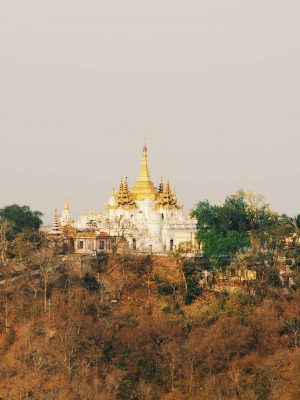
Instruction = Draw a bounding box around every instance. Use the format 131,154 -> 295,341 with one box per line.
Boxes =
59,145 -> 197,253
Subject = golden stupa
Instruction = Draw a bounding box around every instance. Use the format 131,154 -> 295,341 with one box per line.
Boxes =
63,199 -> 70,211
130,144 -> 158,201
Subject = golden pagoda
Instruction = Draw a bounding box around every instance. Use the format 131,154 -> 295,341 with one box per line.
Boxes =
57,143 -> 197,253
130,144 -> 158,201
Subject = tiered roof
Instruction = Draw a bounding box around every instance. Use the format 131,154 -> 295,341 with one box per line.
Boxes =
157,179 -> 179,209
115,177 -> 136,208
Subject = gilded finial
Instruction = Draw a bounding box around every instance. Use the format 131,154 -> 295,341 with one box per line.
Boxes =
143,137 -> 147,152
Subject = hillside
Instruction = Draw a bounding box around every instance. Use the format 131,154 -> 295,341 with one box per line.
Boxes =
0,253 -> 300,400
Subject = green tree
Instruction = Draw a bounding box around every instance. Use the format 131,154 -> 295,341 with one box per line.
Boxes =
192,193 -> 251,268
192,190 -> 283,269
0,204 -> 43,238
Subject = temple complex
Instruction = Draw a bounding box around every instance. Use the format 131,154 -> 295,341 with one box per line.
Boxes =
58,145 -> 197,253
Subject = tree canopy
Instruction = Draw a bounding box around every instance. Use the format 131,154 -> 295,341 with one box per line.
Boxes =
0,204 -> 43,238
192,190 -> 287,269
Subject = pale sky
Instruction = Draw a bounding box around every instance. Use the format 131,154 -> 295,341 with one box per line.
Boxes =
0,0 -> 299,224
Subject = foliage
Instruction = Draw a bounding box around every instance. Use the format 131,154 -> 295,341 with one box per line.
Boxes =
182,261 -> 202,304
184,278 -> 200,305
192,190 -> 286,269
0,204 -> 43,238
201,230 -> 250,268
157,281 -> 175,297
82,273 -> 100,292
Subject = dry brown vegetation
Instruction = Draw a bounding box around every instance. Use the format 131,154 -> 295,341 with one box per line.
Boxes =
1,251 -> 300,400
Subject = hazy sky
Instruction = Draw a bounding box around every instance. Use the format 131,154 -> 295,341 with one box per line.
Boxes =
0,0 -> 299,224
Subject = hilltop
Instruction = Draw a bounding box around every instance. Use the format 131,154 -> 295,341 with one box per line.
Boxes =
1,252 -> 300,400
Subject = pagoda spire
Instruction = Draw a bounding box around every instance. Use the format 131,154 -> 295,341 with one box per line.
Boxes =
119,177 -> 124,192
131,144 -> 158,201
165,178 -> 171,193
124,176 -> 129,192
54,209 -> 59,228
63,199 -> 70,211
61,199 -> 72,225
158,177 -> 164,194
138,143 -> 151,181
51,209 -> 61,235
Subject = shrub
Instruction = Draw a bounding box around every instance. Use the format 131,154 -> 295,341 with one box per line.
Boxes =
82,273 -> 100,292
154,275 -> 176,296
185,279 -> 201,305
157,282 -> 175,297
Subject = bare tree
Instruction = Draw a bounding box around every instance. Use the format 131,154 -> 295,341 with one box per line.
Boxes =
169,243 -> 192,293
102,215 -> 153,253
33,248 -> 58,312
